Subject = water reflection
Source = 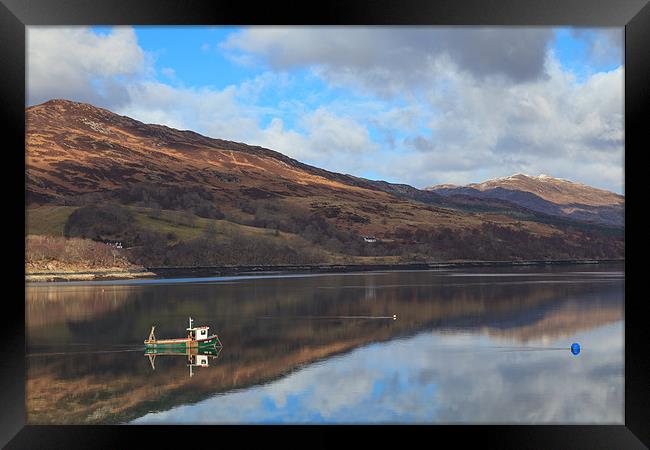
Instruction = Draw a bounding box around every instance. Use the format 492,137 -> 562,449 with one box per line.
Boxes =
26,264 -> 624,424
145,346 -> 223,378
134,322 -> 623,424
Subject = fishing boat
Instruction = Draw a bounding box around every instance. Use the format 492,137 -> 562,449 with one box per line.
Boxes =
144,317 -> 223,349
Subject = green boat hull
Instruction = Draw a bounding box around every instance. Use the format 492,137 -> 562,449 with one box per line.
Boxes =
144,346 -> 221,356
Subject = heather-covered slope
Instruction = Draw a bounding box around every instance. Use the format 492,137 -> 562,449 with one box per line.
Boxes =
26,100 -> 625,267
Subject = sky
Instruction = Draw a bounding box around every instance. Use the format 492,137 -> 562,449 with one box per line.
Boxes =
26,26 -> 624,193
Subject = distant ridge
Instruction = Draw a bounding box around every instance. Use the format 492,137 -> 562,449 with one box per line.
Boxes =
427,173 -> 623,226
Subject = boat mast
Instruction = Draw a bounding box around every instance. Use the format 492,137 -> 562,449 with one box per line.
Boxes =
189,317 -> 193,329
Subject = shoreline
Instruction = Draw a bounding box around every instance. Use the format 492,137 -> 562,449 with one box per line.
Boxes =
25,259 -> 624,283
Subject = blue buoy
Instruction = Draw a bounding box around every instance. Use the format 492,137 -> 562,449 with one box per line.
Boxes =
570,342 -> 581,355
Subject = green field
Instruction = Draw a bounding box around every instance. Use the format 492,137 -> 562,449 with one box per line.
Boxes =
25,204 -> 323,253
26,205 -> 78,236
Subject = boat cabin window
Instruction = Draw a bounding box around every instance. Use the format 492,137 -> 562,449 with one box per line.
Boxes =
198,328 -> 207,338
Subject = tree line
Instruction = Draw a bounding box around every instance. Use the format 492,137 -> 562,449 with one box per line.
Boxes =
54,196 -> 624,268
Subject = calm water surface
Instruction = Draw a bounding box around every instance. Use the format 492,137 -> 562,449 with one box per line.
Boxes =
26,264 -> 624,424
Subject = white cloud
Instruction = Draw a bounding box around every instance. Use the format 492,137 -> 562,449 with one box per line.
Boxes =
221,27 -> 624,192
115,78 -> 377,174
300,108 -> 376,155
222,27 -> 555,95
357,55 -> 623,192
27,26 -> 145,106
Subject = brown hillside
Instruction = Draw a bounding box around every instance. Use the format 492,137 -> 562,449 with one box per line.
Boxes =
26,100 -> 547,238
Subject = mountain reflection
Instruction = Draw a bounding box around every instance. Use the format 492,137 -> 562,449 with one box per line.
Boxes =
134,322 -> 623,424
26,265 -> 623,424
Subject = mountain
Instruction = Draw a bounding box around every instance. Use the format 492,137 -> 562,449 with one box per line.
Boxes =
426,173 -> 624,226
27,99 -> 385,204
25,99 -> 624,266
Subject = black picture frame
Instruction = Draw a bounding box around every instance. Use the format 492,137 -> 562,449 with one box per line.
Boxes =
2,0 -> 648,448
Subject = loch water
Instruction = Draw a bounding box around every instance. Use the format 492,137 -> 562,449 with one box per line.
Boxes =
26,264 -> 624,424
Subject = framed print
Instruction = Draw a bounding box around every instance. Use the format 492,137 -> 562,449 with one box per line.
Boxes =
1,0 -> 648,447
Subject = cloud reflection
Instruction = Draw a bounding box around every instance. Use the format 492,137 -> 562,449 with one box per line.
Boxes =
133,321 -> 623,424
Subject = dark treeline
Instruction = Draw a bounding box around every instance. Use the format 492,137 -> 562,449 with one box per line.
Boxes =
64,204 -> 136,244
385,223 -> 624,261
228,199 -> 624,260
231,200 -> 368,256
62,183 -> 225,220
59,196 -> 624,268
116,184 -> 224,219
132,233 -> 323,266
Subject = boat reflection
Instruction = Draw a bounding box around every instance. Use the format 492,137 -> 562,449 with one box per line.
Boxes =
145,345 -> 223,377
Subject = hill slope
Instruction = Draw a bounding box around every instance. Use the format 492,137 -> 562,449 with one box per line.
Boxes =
26,99 -> 624,266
